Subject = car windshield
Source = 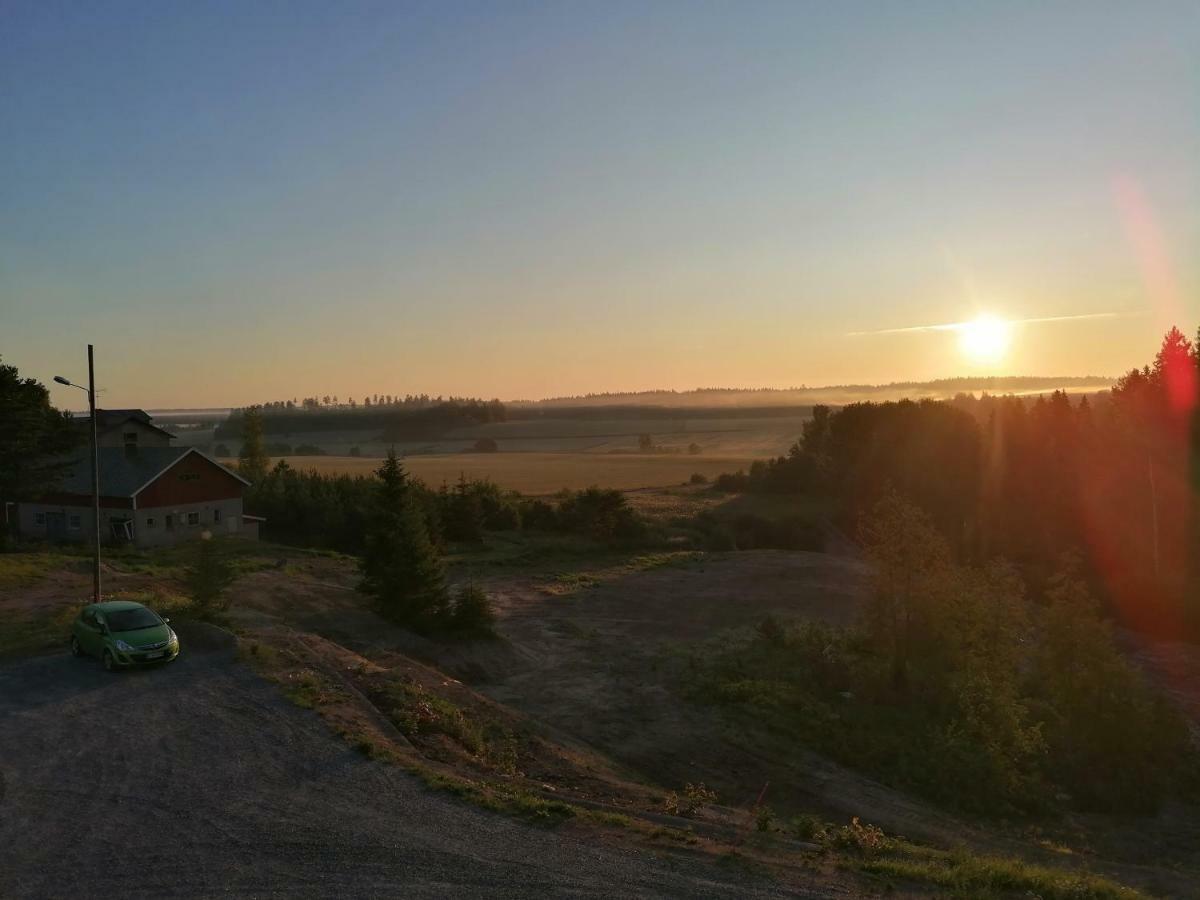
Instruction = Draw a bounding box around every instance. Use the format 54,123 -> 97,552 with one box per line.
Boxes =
105,607 -> 162,632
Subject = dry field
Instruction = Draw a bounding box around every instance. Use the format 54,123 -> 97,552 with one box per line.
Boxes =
248,452 -> 754,494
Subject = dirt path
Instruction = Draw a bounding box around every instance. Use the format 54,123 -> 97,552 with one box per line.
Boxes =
0,625 -> 824,899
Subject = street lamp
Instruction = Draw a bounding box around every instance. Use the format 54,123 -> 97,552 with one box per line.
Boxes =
55,344 -> 101,605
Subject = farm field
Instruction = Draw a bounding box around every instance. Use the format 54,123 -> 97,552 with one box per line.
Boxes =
235,452 -> 755,494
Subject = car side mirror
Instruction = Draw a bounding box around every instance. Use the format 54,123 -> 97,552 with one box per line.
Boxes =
163,617 -> 171,624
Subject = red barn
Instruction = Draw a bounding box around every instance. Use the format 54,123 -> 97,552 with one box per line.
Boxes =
18,445 -> 258,547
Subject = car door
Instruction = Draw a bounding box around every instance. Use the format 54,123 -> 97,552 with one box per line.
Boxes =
79,608 -> 104,656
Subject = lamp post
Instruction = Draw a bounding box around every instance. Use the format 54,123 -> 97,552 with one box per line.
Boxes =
54,344 -> 101,604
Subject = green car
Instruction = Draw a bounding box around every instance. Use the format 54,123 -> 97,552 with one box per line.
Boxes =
70,600 -> 180,671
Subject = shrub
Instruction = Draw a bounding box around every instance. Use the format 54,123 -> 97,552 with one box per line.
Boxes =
213,443 -> 231,457
472,437 -> 499,453
664,782 -> 717,817
555,487 -> 645,542
789,813 -> 827,841
689,472 -> 708,485
184,536 -> 236,619
517,498 -> 558,531
448,583 -> 496,636
714,470 -> 750,492
754,804 -> 775,832
824,817 -> 891,856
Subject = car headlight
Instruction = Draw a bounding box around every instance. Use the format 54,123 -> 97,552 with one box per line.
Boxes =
168,628 -> 178,645
115,639 -> 135,652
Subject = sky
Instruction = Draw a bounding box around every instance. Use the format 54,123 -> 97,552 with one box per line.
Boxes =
2,1 -> 1198,409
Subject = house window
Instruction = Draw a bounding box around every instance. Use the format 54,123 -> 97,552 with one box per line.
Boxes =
187,512 -> 200,526
34,512 -> 45,526
165,514 -> 175,531
68,514 -> 81,530
145,517 -> 155,528
123,431 -> 138,445
213,508 -> 222,523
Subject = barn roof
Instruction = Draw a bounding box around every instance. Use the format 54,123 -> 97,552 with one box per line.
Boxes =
75,409 -> 176,440
54,447 -> 249,497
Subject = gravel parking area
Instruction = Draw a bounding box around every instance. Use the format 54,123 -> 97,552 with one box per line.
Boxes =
0,625 -> 814,899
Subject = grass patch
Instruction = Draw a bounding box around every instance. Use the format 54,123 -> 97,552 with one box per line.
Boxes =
790,815 -> 1143,899
537,550 -> 707,597
0,602 -> 83,657
416,768 -> 577,822
0,551 -> 75,588
856,844 -> 1144,900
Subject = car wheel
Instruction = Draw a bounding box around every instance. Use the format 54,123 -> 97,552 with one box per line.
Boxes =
102,649 -> 117,672
70,636 -> 83,657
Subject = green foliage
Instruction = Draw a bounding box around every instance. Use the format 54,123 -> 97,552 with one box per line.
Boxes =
357,450 -> 449,631
662,782 -> 716,817
472,437 -> 498,453
447,583 -> 496,636
1028,560 -> 1194,811
554,487 -> 645,542
687,501 -> 1193,816
236,406 -> 269,484
0,357 -> 81,542
184,536 -> 237,619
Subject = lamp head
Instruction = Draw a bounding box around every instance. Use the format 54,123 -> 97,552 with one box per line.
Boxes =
53,376 -> 71,386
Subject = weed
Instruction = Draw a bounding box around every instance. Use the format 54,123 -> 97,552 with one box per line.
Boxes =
664,782 -> 717,817
754,804 -> 775,833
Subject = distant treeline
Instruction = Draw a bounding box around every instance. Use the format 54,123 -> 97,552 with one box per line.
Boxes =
504,404 -> 813,422
510,377 -> 1113,408
215,399 -> 506,440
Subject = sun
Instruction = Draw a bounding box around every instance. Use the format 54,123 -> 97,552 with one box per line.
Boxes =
957,314 -> 1012,363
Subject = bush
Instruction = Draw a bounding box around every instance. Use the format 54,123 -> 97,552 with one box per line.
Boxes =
555,487 -> 646,542
689,472 -> 708,485
214,443 -> 231,457
714,470 -> 750,492
663,782 -> 717,817
184,536 -> 236,619
472,437 -> 498,453
448,583 -> 496,636
348,446 -> 362,457
517,498 -> 559,531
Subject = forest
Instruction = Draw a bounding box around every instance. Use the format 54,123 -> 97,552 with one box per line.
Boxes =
716,326 -> 1200,639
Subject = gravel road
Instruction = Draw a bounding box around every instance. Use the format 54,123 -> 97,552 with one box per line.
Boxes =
0,626 -> 813,899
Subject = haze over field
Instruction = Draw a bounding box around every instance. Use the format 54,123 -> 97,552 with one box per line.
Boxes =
4,3 -> 1198,409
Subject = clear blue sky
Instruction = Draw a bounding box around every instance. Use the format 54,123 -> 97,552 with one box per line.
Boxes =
3,1 -> 1198,408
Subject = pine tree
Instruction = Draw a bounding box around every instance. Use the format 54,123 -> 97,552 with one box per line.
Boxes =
358,449 -> 448,630
237,406 -> 269,484
185,535 -> 235,618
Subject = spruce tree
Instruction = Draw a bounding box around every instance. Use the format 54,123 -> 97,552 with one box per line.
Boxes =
185,535 -> 236,618
237,406 -> 269,484
358,450 -> 448,630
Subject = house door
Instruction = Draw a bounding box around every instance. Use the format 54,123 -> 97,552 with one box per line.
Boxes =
45,513 -> 66,539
